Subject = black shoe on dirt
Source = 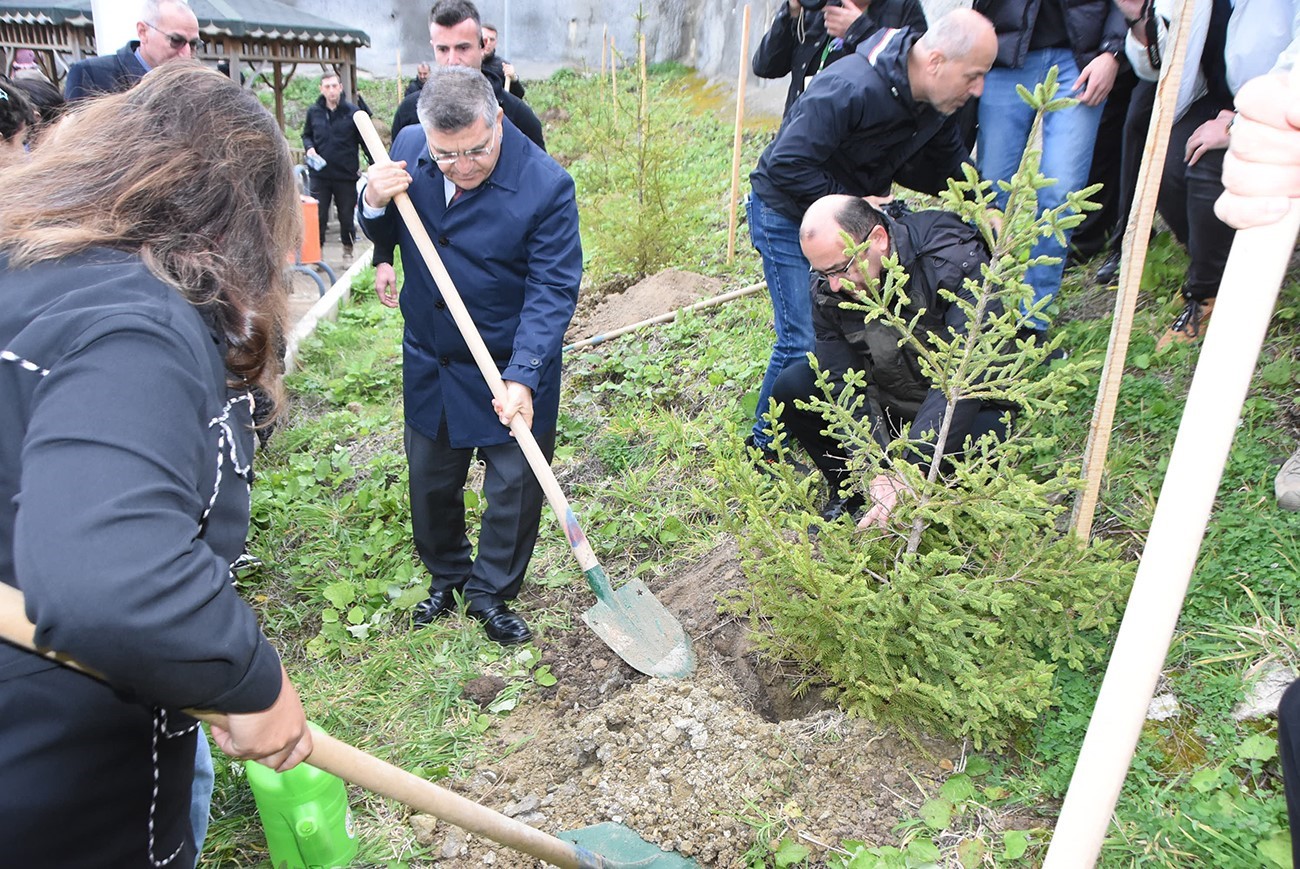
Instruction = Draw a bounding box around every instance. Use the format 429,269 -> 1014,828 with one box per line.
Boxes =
1095,251 -> 1121,286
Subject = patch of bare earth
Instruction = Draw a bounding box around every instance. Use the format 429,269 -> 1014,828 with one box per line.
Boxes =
416,539 -> 964,867
566,268 -> 724,344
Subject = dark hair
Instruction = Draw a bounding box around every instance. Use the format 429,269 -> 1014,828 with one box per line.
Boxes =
482,22 -> 498,32
834,197 -> 887,245
430,0 -> 481,28
0,64 -> 299,396
0,78 -> 38,142
9,77 -> 64,140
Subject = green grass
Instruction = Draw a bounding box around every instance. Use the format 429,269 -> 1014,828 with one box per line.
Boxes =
206,62 -> 1300,868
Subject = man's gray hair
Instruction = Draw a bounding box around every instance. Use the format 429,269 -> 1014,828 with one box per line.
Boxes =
916,9 -> 988,60
141,0 -> 190,23
417,65 -> 497,132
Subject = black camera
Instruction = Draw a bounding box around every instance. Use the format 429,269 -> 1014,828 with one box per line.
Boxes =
799,0 -> 841,9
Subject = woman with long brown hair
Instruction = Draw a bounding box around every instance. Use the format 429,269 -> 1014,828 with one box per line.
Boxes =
0,64 -> 311,866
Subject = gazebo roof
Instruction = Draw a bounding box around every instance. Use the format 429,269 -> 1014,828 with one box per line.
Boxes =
0,0 -> 369,46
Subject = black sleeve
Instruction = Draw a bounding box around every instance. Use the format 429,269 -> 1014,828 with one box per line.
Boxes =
301,106 -> 316,153
15,317 -> 282,713
753,4 -> 800,78
509,77 -> 526,99
758,74 -> 864,212
894,118 -> 971,196
503,95 -> 546,151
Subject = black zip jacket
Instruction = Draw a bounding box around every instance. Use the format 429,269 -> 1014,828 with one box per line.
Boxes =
752,0 -> 928,114
973,0 -> 1126,69
302,95 -> 372,182
813,210 -> 1001,462
750,26 -> 970,222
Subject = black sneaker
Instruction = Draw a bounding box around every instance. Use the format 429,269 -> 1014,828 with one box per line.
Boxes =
1095,251 -> 1121,286
820,493 -> 865,523
744,434 -> 779,466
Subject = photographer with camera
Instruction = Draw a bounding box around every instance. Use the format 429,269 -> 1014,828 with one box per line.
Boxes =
753,0 -> 927,115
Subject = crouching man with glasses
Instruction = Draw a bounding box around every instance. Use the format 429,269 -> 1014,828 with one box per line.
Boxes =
65,0 -> 201,102
771,194 -> 1014,527
359,65 -> 582,647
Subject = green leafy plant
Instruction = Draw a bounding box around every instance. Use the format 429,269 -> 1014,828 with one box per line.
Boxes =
714,71 -> 1132,748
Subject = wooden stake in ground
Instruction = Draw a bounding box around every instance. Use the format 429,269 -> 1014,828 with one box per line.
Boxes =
395,49 -> 401,105
611,37 -> 618,108
601,25 -> 608,80
1071,0 -> 1195,541
1045,207 -> 1300,866
726,4 -> 752,264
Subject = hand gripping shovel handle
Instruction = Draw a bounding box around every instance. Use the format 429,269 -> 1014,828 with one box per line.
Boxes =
352,113 -> 613,600
0,583 -> 612,869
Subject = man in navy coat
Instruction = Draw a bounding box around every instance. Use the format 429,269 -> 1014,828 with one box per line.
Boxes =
359,65 -> 581,646
65,0 -> 200,101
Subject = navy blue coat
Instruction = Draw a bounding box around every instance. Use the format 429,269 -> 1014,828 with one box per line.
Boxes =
750,26 -> 970,223
64,42 -> 146,101
359,119 -> 582,448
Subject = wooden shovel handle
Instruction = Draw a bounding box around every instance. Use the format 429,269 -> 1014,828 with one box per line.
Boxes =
0,583 -> 603,869
352,112 -> 602,574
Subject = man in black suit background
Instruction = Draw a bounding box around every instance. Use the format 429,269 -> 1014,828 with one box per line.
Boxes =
65,0 -> 200,101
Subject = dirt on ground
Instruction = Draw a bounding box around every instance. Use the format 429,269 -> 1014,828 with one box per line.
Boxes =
565,268 -> 724,344
393,268 -> 965,867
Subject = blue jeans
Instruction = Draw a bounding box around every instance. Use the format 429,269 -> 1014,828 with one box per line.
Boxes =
191,728 -> 213,863
746,193 -> 814,446
977,48 -> 1105,330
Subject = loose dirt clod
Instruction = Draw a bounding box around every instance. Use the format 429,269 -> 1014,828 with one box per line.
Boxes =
566,268 -> 723,342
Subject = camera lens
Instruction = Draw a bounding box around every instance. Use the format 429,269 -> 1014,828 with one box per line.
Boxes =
799,0 -> 829,9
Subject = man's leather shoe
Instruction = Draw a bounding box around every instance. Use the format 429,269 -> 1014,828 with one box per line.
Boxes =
469,605 -> 533,646
411,589 -> 457,628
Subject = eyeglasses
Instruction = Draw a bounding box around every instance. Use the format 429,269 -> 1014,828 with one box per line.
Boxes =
427,125 -> 498,168
812,259 -> 855,282
145,21 -> 203,53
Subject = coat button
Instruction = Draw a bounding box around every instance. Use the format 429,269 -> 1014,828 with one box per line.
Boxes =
435,300 -> 446,310
530,358 -> 541,366
439,356 -> 450,366
438,236 -> 450,246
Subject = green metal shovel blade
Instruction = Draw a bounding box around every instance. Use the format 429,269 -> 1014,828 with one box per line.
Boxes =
562,822 -> 699,867
581,568 -> 695,679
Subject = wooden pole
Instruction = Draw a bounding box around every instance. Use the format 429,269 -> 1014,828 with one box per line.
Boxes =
1071,1 -> 1196,540
726,4 -> 753,265
601,25 -> 608,79
1044,9 -> 1300,863
611,36 -> 618,108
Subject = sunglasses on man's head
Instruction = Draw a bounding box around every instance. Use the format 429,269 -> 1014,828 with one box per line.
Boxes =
145,21 -> 203,53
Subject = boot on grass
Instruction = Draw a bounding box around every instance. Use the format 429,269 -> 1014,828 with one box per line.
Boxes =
1156,297 -> 1215,351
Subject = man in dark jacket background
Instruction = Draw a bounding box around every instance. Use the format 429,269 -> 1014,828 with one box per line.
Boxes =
302,71 -> 370,260
64,0 -> 200,101
773,194 -> 1009,526
752,0 -> 927,115
406,62 -> 431,97
972,0 -> 1126,339
744,8 -> 997,460
481,23 -> 526,99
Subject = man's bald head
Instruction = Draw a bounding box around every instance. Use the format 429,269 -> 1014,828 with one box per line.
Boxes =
909,9 -> 998,116
800,195 -> 890,294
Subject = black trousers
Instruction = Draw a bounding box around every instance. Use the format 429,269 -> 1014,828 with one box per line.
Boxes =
1279,679 -> 1300,867
405,421 -> 554,610
772,358 -> 1010,494
310,174 -> 357,248
1158,95 -> 1237,302
0,662 -> 198,868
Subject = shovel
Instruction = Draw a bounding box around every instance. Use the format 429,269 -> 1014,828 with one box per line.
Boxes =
0,583 -> 693,867
352,112 -> 694,679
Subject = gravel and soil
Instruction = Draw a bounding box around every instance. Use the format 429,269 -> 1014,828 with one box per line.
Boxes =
397,270 -> 971,867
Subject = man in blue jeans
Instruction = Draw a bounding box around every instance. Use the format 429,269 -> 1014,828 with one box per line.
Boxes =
972,0 -> 1126,339
745,9 -> 997,457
